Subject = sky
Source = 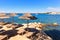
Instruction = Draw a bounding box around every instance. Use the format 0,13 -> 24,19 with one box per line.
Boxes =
0,0 -> 60,13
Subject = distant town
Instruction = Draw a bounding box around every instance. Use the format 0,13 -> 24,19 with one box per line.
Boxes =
46,12 -> 60,14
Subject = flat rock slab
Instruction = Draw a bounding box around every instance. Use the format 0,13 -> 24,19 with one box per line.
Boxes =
23,32 -> 34,37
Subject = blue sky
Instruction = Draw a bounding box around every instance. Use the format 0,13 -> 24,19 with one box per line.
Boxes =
0,0 -> 60,13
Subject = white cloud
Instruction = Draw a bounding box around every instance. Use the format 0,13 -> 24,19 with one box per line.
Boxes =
46,7 -> 60,12
0,7 -> 60,13
0,10 -> 6,13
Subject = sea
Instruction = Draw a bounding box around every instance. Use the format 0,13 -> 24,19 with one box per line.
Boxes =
1,13 -> 60,30
1,13 -> 60,40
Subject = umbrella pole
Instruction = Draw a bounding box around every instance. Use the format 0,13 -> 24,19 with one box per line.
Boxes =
27,20 -> 28,28
0,19 -> 1,22
12,17 -> 14,23
2,19 -> 4,22
11,17 -> 14,24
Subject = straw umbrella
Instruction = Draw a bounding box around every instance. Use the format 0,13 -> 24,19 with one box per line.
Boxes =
0,13 -> 6,16
9,13 -> 17,16
0,15 -> 10,23
8,13 -> 17,23
19,13 -> 37,28
0,13 -> 6,22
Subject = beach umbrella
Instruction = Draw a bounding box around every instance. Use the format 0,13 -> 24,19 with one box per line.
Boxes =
0,13 -> 10,21
0,13 -> 7,21
9,13 -> 17,16
19,13 -> 37,28
0,13 -> 6,16
0,15 -> 10,23
8,13 -> 17,23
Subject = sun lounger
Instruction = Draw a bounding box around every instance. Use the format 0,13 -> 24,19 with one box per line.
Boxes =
17,29 -> 26,35
0,26 -> 2,29
0,35 -> 8,40
0,30 -> 6,34
23,32 -> 34,37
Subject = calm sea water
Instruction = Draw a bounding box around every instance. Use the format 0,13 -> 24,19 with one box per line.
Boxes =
2,13 -> 60,30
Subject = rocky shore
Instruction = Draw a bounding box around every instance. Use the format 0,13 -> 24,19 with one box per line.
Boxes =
0,22 -> 53,40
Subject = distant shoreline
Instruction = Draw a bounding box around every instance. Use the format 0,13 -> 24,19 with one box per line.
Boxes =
0,12 -> 60,14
